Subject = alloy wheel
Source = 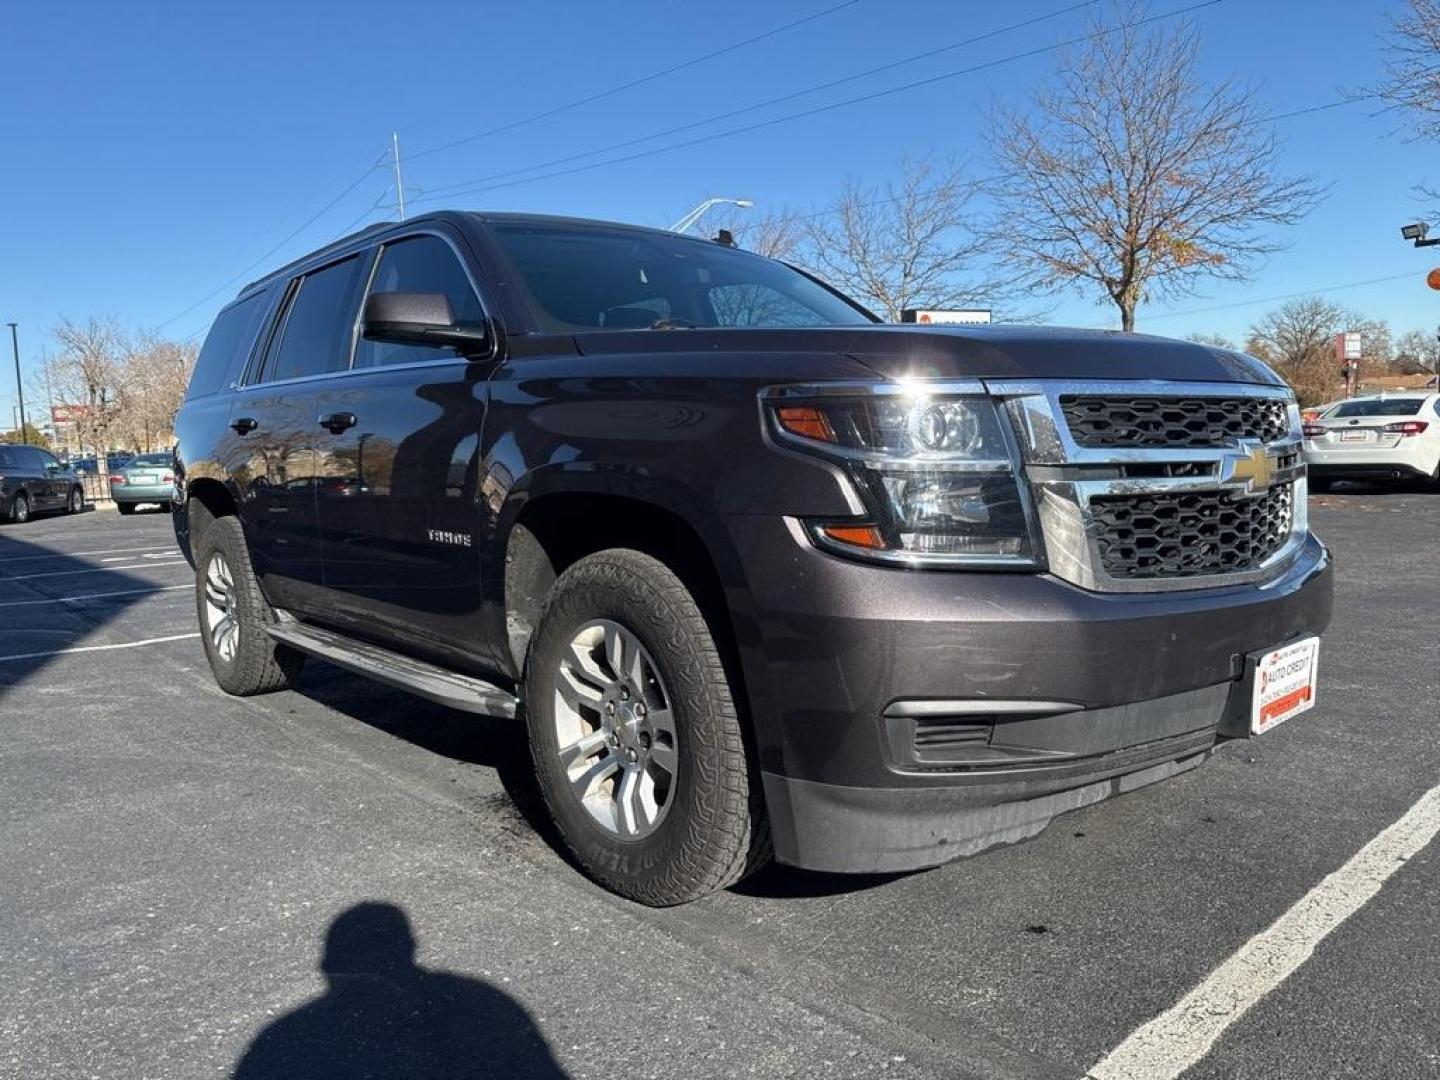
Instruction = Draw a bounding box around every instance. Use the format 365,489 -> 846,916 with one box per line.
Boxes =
552,619 -> 678,839
203,552 -> 239,662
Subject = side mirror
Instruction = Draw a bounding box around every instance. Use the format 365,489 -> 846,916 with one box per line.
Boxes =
360,292 -> 490,356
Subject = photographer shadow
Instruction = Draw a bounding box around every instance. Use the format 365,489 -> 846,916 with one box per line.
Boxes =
234,902 -> 568,1079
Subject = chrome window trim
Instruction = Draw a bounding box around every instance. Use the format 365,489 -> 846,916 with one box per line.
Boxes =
239,225 -> 496,391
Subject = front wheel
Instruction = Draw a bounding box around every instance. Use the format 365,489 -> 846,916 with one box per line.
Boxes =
8,493 -> 29,524
526,549 -> 768,906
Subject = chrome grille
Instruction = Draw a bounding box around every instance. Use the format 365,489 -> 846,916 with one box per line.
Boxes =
992,379 -> 1307,594
1060,395 -> 1290,448
1089,484 -> 1295,579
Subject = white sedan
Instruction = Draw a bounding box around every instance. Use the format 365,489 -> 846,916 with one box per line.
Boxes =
1302,393 -> 1440,491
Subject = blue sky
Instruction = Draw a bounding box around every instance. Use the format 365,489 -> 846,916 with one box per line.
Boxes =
1,0 -> 1436,421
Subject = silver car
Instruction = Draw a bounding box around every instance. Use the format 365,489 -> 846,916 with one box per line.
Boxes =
111,452 -> 176,515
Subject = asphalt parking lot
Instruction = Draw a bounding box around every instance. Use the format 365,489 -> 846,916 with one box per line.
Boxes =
2,489 -> 1437,1080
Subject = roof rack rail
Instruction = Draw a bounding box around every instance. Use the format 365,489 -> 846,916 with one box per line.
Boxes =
239,220 -> 396,296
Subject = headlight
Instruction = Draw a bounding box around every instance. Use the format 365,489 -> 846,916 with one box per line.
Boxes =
764,383 -> 1042,568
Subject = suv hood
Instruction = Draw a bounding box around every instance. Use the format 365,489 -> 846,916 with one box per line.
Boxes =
572,324 -> 1283,386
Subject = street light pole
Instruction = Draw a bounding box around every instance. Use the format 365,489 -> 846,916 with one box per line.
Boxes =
7,323 -> 25,444
670,197 -> 753,234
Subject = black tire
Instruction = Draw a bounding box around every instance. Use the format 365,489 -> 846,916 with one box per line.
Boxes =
68,486 -> 84,513
8,492 -> 29,524
116,501 -> 136,515
525,548 -> 768,906
192,508 -> 304,695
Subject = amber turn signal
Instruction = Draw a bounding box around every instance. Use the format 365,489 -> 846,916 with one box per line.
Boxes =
819,524 -> 886,550
775,405 -> 835,442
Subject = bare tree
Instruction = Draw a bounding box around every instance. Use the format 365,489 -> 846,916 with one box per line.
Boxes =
1245,298 -> 1347,405
1366,0 -> 1440,141
989,2 -> 1322,331
119,336 -> 197,451
798,156 -> 1003,322
46,317 -> 129,466
706,205 -> 805,260
1395,327 -> 1440,375
1187,331 -> 1238,350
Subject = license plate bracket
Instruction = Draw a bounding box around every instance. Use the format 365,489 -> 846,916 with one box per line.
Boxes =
1218,636 -> 1321,738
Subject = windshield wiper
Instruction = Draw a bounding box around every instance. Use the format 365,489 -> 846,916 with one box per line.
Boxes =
650,317 -> 699,330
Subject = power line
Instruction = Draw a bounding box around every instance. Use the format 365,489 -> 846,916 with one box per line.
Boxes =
401,0 -> 866,165
154,154 -> 388,331
416,0 -> 1099,199
1139,271 -> 1421,323
408,0 -> 1225,207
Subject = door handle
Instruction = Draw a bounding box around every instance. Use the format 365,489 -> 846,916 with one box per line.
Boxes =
318,412 -> 358,434
230,417 -> 258,435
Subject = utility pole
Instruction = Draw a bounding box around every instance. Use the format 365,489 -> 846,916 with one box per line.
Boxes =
7,322 -> 25,444
391,133 -> 406,221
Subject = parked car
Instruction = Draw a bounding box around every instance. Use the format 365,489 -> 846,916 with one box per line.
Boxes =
172,212 -> 1333,905
69,453 -> 133,476
111,452 -> 176,514
1302,393 -> 1440,490
0,443 -> 85,523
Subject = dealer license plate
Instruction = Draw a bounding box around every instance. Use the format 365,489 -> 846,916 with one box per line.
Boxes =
1251,637 -> 1320,734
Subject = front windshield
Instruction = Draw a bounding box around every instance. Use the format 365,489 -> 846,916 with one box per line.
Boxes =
1330,399 -> 1424,417
488,220 -> 874,332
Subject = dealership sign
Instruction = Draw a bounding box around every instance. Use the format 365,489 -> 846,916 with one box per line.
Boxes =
900,308 -> 993,325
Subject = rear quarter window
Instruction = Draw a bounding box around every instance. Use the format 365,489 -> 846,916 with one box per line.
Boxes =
187,291 -> 271,399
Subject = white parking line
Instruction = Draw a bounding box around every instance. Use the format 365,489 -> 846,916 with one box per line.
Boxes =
0,544 -> 176,563
0,584 -> 194,607
0,559 -> 188,581
1087,783 -> 1440,1080
0,632 -> 201,663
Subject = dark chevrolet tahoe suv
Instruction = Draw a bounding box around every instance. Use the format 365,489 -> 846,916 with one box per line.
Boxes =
172,211 -> 1333,905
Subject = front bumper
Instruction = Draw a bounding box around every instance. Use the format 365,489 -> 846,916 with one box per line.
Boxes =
726,516 -> 1333,873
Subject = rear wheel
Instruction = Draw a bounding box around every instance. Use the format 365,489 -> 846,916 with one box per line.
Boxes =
525,549 -> 768,906
116,501 -> 136,515
8,492 -> 29,524
193,511 -> 304,695
68,486 -> 84,513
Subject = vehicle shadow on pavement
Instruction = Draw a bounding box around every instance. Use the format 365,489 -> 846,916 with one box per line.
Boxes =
295,666 -> 921,901
291,667 -> 570,858
232,902 -> 569,1079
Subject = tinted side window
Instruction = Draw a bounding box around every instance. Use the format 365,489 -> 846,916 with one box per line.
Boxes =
36,450 -> 61,471
263,256 -> 369,383
0,446 -> 15,469
354,236 -> 485,368
12,447 -> 43,473
188,292 -> 270,399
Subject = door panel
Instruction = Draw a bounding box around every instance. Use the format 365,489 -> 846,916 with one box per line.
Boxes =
226,385 -> 328,614
231,251 -> 372,615
313,361 -> 488,654
311,232 -> 491,661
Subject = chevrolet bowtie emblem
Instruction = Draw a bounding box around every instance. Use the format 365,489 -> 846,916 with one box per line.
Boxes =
1221,440 -> 1274,495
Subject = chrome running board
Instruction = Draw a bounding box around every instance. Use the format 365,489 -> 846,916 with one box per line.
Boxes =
266,618 -> 516,718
